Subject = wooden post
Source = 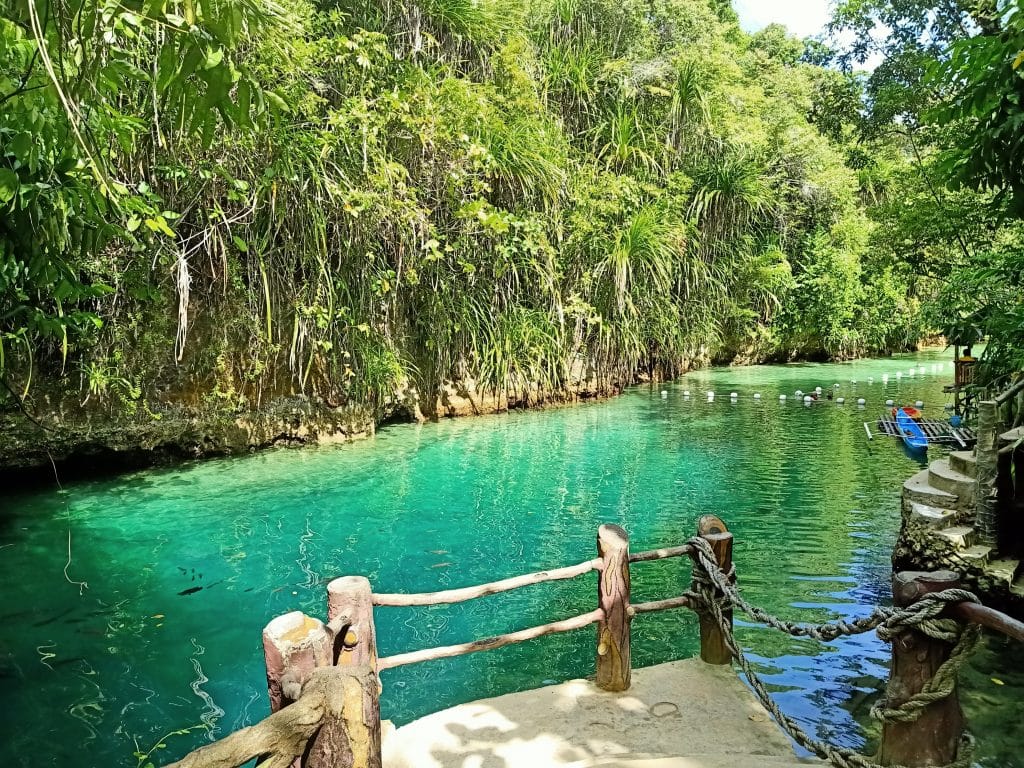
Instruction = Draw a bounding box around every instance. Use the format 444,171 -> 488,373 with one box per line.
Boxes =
878,571 -> 965,768
596,524 -> 631,691
327,576 -> 378,669
976,399 -> 999,546
310,578 -> 383,768
262,611 -> 332,712
306,666 -> 383,768
696,515 -> 733,665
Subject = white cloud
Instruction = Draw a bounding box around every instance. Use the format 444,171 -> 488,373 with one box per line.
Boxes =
733,0 -> 832,39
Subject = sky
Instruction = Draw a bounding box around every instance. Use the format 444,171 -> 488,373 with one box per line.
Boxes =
733,0 -> 832,39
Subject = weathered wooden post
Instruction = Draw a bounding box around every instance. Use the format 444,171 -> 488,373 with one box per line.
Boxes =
262,611 -> 333,712
307,665 -> 383,768
596,524 -> 631,691
305,576 -> 383,768
695,515 -> 733,665
976,399 -> 999,546
878,571 -> 965,768
327,576 -> 379,668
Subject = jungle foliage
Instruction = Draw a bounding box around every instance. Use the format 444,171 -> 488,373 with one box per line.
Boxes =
0,0 -> 990,420
831,0 -> 1024,392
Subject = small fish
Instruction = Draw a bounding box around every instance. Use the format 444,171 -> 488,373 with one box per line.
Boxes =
429,550 -> 449,555
430,562 -> 452,569
151,615 -> 164,619
178,586 -> 203,596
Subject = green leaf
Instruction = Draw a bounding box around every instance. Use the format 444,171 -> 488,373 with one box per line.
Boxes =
264,89 -> 290,114
232,235 -> 249,252
203,47 -> 224,70
0,168 -> 19,204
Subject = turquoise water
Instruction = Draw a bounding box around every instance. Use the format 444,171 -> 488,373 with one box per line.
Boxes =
2,349 -> 1021,767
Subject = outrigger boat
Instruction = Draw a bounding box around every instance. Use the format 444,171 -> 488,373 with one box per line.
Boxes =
895,408 -> 928,452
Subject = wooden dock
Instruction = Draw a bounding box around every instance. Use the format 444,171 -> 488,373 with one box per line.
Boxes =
872,417 -> 976,448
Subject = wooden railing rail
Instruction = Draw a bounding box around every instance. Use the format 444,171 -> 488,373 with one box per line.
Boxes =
994,376 -> 1024,406
369,544 -> 697,608
629,543 -> 695,562
371,556 -> 603,606
378,608 -> 606,670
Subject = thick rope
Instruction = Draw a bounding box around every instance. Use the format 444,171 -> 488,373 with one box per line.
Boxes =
686,536 -> 980,768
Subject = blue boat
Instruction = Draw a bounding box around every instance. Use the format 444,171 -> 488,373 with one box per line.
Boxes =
896,408 -> 928,452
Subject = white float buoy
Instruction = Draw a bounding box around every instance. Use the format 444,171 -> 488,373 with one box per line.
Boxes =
683,390 -> 690,396
795,389 -> 804,397
851,379 -> 857,384
815,386 -> 823,394
779,394 -> 787,401
883,374 -> 889,382
915,400 -> 924,408
857,398 -> 866,405
707,391 -> 715,400
836,397 -> 845,404
661,390 -> 668,398
896,372 -> 902,379
753,393 -> 761,400
730,392 -> 738,399
908,369 -> 914,376
804,395 -> 813,403
833,383 -> 840,389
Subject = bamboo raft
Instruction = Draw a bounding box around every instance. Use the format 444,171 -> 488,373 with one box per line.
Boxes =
869,416 -> 976,448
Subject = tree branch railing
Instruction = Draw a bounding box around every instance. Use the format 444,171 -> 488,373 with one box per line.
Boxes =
161,513 -> 1022,768
163,516 -> 727,768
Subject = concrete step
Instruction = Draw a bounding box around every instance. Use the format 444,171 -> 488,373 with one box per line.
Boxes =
959,545 -> 993,566
948,450 -> 977,479
928,458 -> 975,505
386,659 -> 812,768
903,470 -> 959,509
561,756 -> 823,768
933,525 -> 975,549
908,501 -> 959,528
985,558 -> 1021,589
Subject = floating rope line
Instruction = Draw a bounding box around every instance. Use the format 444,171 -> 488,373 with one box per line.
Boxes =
686,536 -> 981,768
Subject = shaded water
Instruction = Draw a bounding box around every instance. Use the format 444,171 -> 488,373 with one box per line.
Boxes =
1,349 -> 1021,767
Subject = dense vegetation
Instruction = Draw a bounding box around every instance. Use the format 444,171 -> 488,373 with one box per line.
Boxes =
0,0 -> 1021,429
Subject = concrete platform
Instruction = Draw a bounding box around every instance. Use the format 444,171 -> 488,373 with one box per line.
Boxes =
384,659 -> 819,768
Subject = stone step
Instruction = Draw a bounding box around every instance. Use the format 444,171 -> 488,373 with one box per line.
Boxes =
908,501 -> 959,528
959,545 -> 993,566
985,558 -> 1022,589
903,470 -> 959,509
1012,573 -> 1024,599
928,458 -> 975,506
1000,426 -> 1024,445
933,525 -> 975,549
948,450 -> 977,479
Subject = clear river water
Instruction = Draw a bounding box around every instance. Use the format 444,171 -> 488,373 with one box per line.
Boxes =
2,348 -> 1022,767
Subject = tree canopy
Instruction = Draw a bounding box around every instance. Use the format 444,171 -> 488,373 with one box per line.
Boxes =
1,0 -> 1021,420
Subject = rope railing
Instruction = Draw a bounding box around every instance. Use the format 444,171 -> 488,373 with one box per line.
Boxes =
161,515 -> 1022,768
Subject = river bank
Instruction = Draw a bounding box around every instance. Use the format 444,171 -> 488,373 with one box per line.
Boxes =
0,377 -> 621,487
1,343 -> 924,486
